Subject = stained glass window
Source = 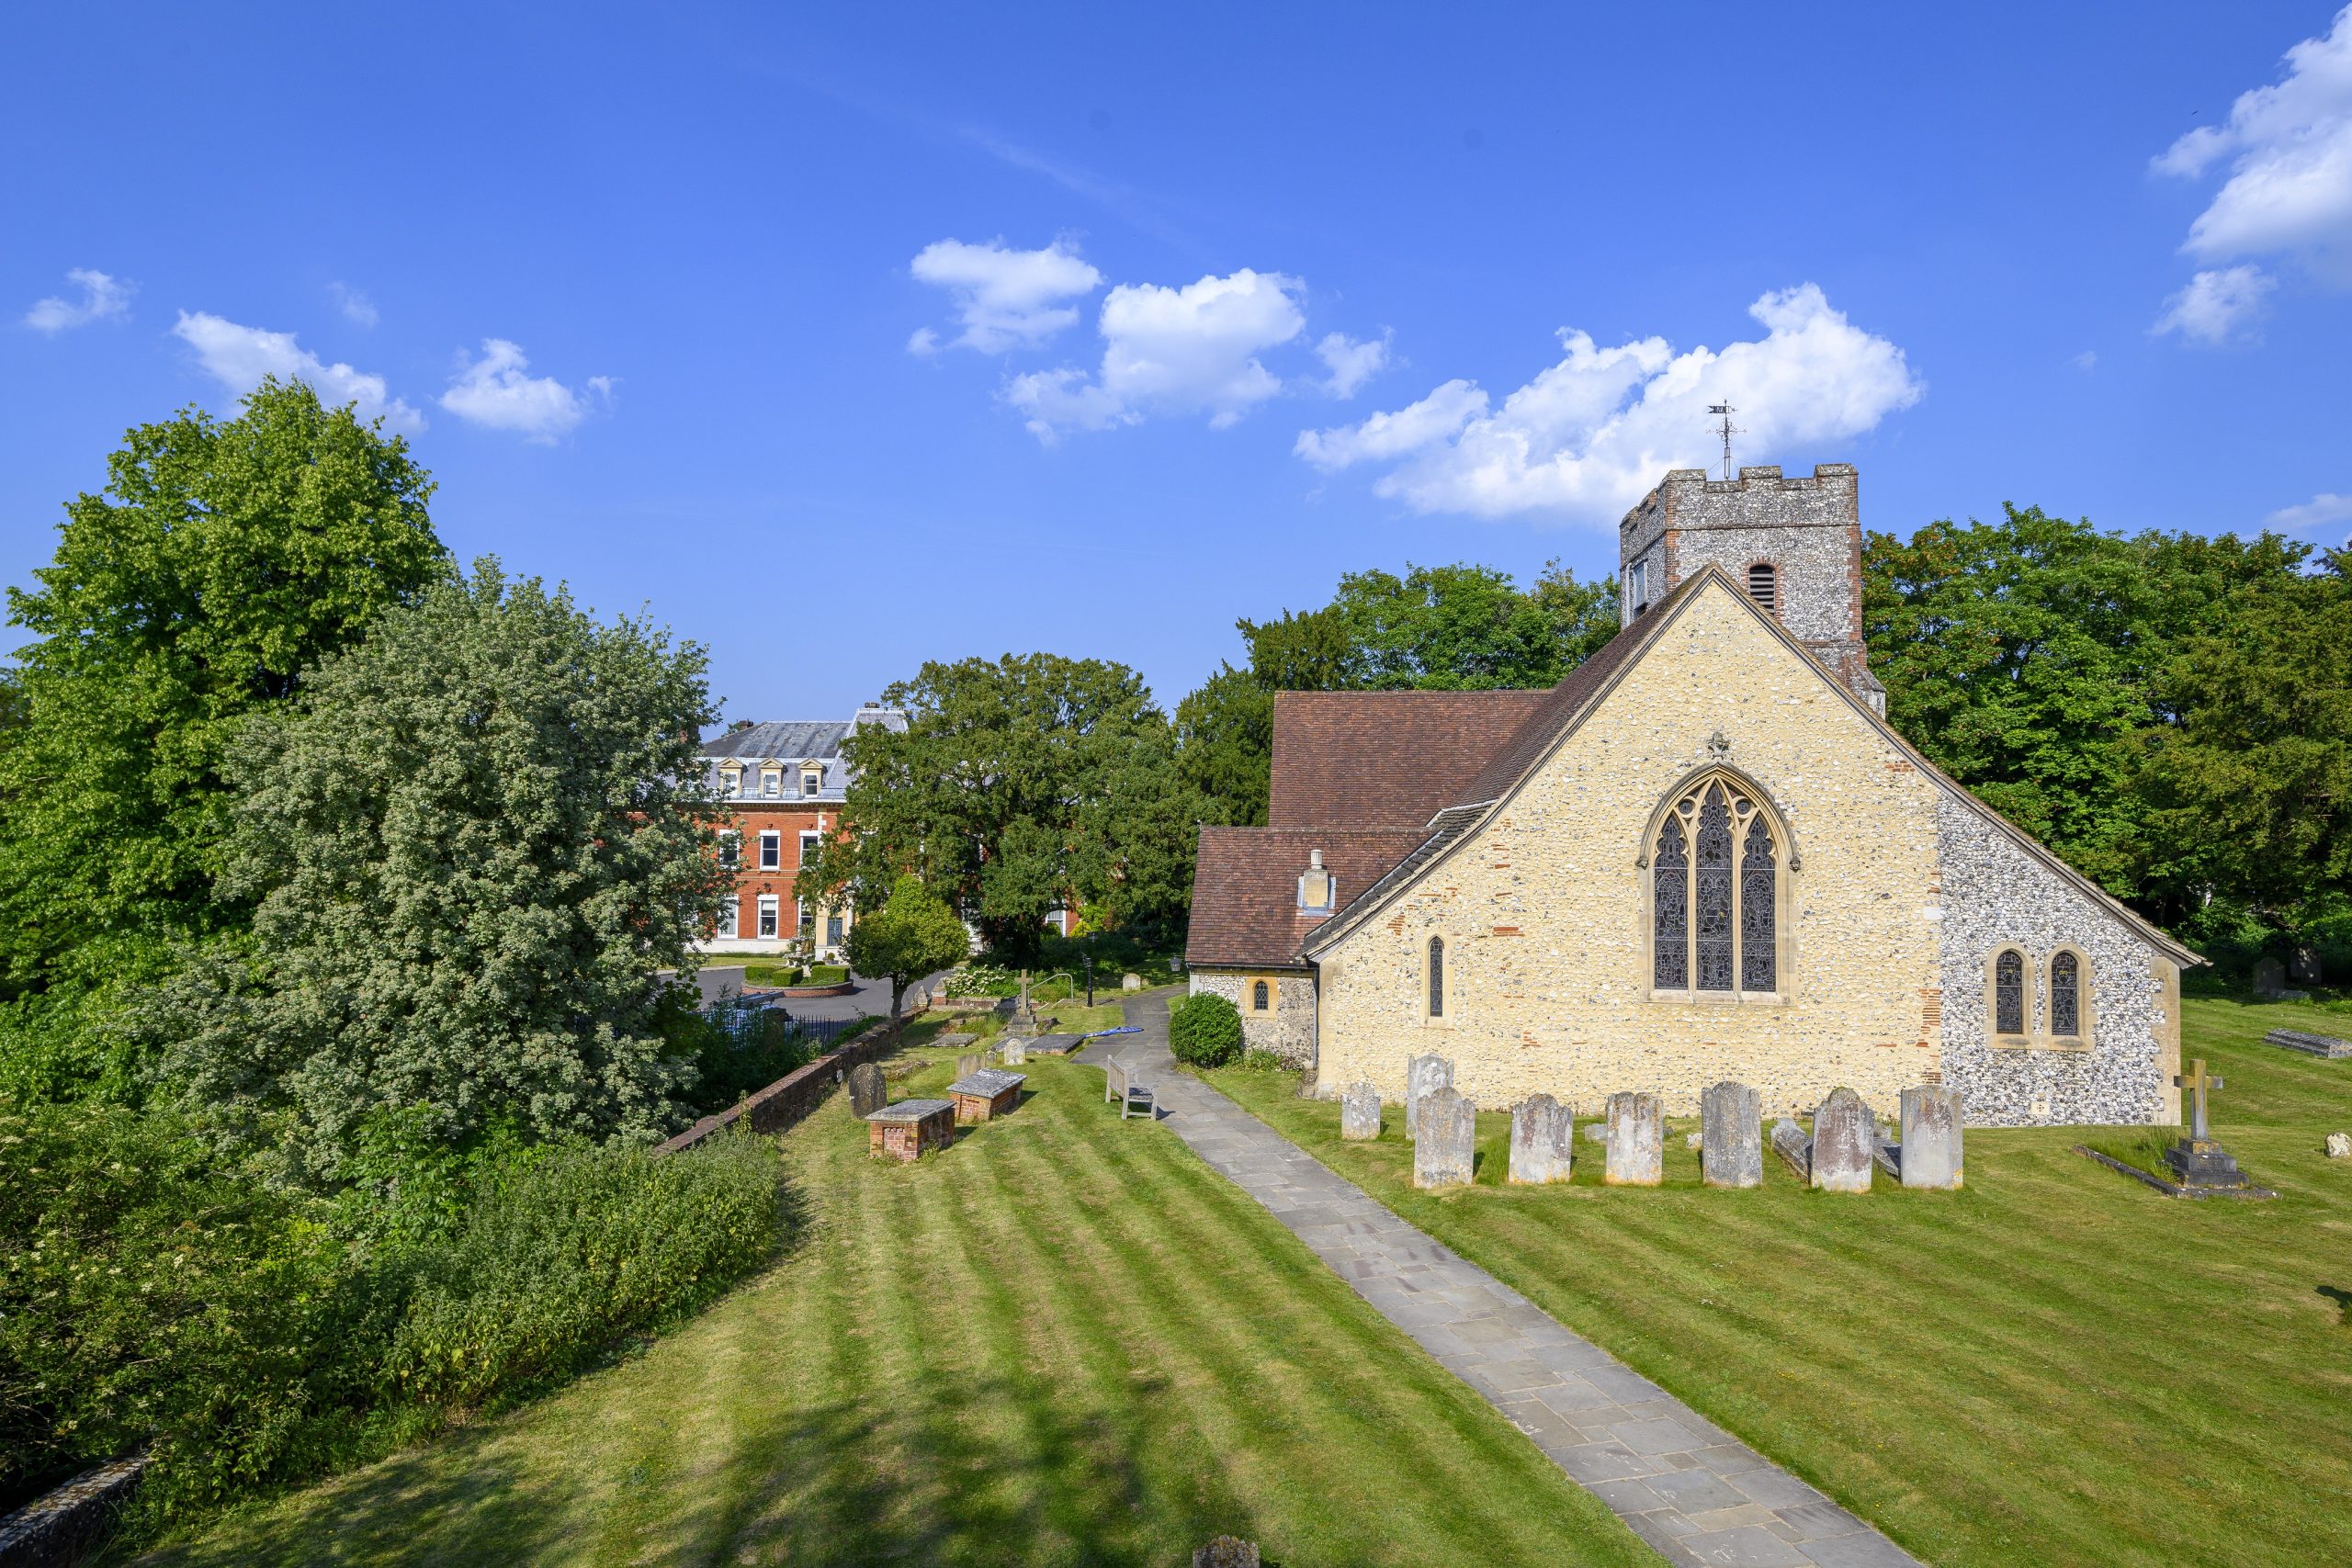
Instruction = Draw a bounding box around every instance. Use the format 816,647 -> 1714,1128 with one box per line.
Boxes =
1653,815 -> 1688,989
2050,951 -> 2080,1036
1694,785 -> 1736,991
1252,979 -> 1270,1012
1428,936 -> 1444,1019
1740,817 -> 1777,992
1995,950 -> 2026,1036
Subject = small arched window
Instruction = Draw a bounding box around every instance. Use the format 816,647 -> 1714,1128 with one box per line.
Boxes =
1251,979 -> 1270,1012
1747,562 -> 1779,614
1428,936 -> 1445,1019
1994,949 -> 2027,1037
2050,952 -> 2081,1037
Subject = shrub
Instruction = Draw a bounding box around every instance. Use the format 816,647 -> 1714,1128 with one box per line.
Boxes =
1168,992 -> 1243,1068
806,964 -> 851,985
381,1133 -> 782,1409
1240,1047 -> 1286,1072
684,1004 -> 817,1113
944,962 -> 1021,998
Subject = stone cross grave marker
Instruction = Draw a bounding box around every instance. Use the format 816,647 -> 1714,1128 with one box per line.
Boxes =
1899,1085 -> 1963,1189
1412,1086 -> 1476,1189
2253,955 -> 2287,1000
1508,1094 -> 1573,1183
1603,1090 -> 1663,1186
2177,1057 -> 2222,1142
1405,1054 -> 1453,1140
1811,1089 -> 1875,1192
1340,1081 -> 1382,1140
2164,1057 -> 2253,1189
1700,1080 -> 1762,1189
846,1061 -> 888,1118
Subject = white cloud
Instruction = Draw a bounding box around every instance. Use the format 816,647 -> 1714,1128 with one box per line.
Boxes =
1315,330 -> 1390,397
2152,265 -> 2276,344
1295,284 -> 1921,526
438,339 -> 606,443
909,237 -> 1102,353
1009,267 -> 1306,439
24,268 -> 132,333
329,282 -> 379,328
2267,491 -> 2352,530
172,310 -> 422,430
2154,6 -> 2352,273
2071,349 -> 2098,373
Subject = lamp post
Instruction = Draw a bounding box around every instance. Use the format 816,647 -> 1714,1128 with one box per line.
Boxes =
1084,954 -> 1093,1007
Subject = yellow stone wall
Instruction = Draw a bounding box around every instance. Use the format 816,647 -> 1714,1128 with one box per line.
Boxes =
1315,580 -> 1946,1119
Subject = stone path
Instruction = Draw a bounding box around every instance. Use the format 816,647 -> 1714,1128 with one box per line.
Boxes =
1107,993 -> 1921,1568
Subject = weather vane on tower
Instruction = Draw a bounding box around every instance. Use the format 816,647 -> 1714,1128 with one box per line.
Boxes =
1707,400 -> 1743,481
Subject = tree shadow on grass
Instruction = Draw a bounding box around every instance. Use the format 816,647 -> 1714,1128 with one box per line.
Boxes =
2321,1285 -> 2352,1327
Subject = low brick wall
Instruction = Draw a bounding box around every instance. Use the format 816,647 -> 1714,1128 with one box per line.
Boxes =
0,1454 -> 147,1568
653,1018 -> 905,1157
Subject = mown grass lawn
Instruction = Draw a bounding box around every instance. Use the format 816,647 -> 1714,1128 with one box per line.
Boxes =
1210,997 -> 2352,1567
132,1046 -> 1651,1567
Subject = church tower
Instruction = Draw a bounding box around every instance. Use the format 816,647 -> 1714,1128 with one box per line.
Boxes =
1617,463 -> 1885,714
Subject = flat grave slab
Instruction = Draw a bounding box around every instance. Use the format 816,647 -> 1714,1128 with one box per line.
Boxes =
2265,1028 -> 2352,1059
865,1098 -> 956,1162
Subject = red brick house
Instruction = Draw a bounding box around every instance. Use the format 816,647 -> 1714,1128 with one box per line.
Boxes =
699,705 -> 905,957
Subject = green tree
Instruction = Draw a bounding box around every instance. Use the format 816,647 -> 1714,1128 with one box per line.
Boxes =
802,653 -> 1174,962
153,562 -> 726,1180
846,877 -> 973,1019
0,379 -> 447,1100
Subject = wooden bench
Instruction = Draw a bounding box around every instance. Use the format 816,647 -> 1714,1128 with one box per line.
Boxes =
1104,1058 -> 1156,1120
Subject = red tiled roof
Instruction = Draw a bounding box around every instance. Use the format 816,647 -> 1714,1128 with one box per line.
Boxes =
1184,826 -> 1427,968
1267,688 -> 1551,830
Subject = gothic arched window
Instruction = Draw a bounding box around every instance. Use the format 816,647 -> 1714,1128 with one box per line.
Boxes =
1251,979 -> 1270,1012
1994,949 -> 2027,1037
1651,776 -> 1783,996
1428,936 -> 1445,1019
2050,951 -> 2081,1038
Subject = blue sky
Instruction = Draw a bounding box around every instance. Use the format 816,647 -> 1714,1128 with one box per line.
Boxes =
6,3 -> 2350,722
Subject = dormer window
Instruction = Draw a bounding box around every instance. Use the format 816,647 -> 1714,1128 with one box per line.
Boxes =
1747,562 -> 1779,615
801,766 -> 821,797
760,768 -> 781,798
1297,849 -> 1335,914
720,766 -> 741,797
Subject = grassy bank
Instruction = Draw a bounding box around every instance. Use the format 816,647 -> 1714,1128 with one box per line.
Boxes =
136,1046 -> 1650,1566
1208,997 -> 2352,1566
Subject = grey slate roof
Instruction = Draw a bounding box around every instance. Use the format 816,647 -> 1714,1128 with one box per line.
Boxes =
699,707 -> 908,805
703,720 -> 852,761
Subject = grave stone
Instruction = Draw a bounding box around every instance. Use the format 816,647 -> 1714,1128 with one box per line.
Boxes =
1770,1118 -> 1812,1179
998,1037 -> 1027,1066
1509,1094 -> 1574,1184
1700,1080 -> 1763,1190
1583,1122 -> 1607,1145
846,1061 -> 888,1118
1340,1082 -> 1382,1140
1900,1085 -> 1964,1190
2290,943 -> 2324,985
1412,1087 -> 1476,1190
957,1052 -> 983,1079
1405,1054 -> 1453,1140
2165,1057 -> 2253,1190
1810,1089 -> 1875,1192
1193,1539 -> 1260,1568
1603,1091 -> 1663,1187
2326,1132 -> 2350,1159
2253,955 -> 2287,1000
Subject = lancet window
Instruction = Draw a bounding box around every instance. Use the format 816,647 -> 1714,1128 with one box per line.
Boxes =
1651,776 -> 1781,996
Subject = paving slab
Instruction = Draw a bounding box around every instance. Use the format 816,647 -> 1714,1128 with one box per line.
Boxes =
1109,990 -> 1924,1568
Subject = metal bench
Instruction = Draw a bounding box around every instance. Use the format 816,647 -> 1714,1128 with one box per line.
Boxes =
1104,1058 -> 1157,1120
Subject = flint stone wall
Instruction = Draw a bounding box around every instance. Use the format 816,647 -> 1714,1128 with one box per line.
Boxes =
1934,793 -> 2173,1127
1188,967 -> 1317,1069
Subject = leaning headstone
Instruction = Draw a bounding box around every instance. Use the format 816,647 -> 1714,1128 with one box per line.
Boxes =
1700,1080 -> 1763,1189
1405,1053 -> 1453,1140
2253,955 -> 2287,1000
1509,1094 -> 1573,1184
1412,1087 -> 1476,1189
1810,1089 -> 1875,1192
1900,1085 -> 1964,1189
2326,1132 -> 2351,1159
957,1052 -> 983,1079
1340,1081 -> 1382,1140
846,1061 -> 888,1118
2290,943 -> 2324,985
1770,1118 -> 1812,1179
1193,1538 -> 1260,1568
1603,1091 -> 1663,1187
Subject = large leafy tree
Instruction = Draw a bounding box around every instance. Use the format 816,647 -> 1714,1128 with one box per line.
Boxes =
846,877 -> 973,1019
154,562 -> 727,1180
802,654 -> 1187,961
0,379 -> 447,1099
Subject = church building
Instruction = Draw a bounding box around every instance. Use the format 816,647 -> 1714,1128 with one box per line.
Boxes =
1184,464 -> 2199,1127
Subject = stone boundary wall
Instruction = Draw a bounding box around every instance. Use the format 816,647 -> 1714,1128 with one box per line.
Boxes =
652,1014 -> 903,1157
0,1454 -> 148,1568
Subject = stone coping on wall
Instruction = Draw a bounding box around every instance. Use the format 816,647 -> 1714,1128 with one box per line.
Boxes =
652,1012 -> 911,1157
0,1453 -> 149,1568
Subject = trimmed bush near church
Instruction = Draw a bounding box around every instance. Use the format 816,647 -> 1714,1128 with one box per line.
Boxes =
1170,991 -> 1243,1068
